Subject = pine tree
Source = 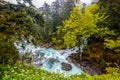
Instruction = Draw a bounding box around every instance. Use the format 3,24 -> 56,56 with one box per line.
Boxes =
0,3 -> 44,64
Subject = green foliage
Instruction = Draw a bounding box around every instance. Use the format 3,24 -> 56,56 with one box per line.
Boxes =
57,4 -> 106,48
0,40 -> 19,65
98,0 -> 120,30
61,0 -> 75,20
42,0 -> 75,43
104,37 -> 120,52
97,0 -> 120,53
0,64 -> 120,80
0,3 -> 45,65
0,64 -> 66,80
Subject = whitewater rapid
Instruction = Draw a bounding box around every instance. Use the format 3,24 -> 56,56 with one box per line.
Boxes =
15,41 -> 83,76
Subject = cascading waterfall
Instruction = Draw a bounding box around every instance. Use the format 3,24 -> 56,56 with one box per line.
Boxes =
14,38 -> 88,76
79,37 -> 88,53
33,47 -> 83,76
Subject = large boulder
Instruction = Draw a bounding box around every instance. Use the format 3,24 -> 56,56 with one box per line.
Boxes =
61,62 -> 72,71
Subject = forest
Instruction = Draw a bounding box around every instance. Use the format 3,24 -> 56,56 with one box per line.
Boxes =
0,0 -> 120,80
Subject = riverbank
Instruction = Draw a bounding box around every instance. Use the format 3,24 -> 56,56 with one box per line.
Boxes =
15,42 -> 120,76
0,64 -> 120,80
34,44 -> 106,75
67,56 -> 106,75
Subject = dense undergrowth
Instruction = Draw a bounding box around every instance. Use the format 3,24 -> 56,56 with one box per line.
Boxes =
0,64 -> 120,80
0,0 -> 120,80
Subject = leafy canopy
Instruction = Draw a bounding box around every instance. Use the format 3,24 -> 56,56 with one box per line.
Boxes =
57,4 -> 106,48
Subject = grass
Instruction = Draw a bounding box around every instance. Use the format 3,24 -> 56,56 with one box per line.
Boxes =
0,64 -> 120,80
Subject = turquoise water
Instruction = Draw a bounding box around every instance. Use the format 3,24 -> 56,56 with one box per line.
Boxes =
15,41 -> 83,76
33,48 -> 83,76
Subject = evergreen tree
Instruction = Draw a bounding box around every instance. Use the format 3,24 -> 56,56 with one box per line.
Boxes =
98,0 -> 120,52
0,3 -> 44,65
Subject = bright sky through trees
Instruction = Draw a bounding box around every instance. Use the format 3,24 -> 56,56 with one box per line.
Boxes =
5,0 -> 93,8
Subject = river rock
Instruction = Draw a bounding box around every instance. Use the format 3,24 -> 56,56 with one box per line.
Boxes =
61,62 -> 72,71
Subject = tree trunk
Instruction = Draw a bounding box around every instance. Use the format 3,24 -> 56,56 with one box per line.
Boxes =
78,35 -> 82,61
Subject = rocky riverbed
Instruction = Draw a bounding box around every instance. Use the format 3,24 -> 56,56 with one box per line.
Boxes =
15,42 -> 107,76
67,55 -> 106,75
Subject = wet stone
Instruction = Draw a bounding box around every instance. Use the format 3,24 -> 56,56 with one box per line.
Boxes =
61,62 -> 72,71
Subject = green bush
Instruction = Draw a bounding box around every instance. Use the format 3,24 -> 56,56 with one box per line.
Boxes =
0,41 -> 19,65
1,64 -> 120,80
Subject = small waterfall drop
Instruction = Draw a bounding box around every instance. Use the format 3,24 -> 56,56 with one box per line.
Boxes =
15,40 -> 83,76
